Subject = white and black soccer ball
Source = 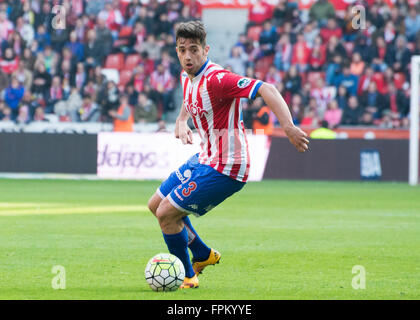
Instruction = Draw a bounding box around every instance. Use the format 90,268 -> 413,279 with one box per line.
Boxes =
145,253 -> 185,292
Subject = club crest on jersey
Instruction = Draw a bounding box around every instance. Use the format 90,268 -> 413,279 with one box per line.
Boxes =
237,78 -> 251,88
185,100 -> 208,118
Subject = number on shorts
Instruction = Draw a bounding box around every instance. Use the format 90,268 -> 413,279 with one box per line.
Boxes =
182,182 -> 197,197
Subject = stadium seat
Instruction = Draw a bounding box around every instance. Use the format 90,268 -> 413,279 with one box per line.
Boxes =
254,55 -> 274,80
105,53 -> 125,70
247,25 -> 263,42
119,69 -> 133,87
124,54 -> 141,71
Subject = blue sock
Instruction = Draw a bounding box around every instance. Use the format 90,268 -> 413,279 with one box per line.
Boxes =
162,227 -> 195,278
182,216 -> 211,262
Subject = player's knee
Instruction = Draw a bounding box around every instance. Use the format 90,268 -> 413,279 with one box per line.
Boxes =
155,201 -> 176,225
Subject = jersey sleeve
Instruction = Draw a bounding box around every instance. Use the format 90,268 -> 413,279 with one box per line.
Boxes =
208,71 -> 263,100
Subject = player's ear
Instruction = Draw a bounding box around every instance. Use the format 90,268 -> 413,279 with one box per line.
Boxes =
204,44 -> 210,55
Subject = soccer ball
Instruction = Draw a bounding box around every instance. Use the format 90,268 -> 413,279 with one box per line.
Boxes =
145,253 -> 185,292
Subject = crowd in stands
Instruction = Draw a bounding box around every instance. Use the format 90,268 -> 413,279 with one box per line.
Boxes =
236,0 -> 420,130
0,0 -> 419,130
0,0 -> 202,127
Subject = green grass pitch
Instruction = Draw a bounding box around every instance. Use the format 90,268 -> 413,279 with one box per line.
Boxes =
0,178 -> 419,300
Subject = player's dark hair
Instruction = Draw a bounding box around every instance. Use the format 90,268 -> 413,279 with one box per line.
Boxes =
176,20 -> 207,47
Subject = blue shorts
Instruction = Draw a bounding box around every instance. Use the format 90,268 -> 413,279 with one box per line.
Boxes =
157,154 -> 246,217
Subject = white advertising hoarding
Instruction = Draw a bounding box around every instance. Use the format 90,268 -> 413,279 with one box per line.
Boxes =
97,132 -> 270,181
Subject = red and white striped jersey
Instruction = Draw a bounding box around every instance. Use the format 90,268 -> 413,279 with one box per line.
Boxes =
181,59 -> 263,182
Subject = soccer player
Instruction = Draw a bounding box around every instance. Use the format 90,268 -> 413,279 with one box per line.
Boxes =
147,21 -> 309,289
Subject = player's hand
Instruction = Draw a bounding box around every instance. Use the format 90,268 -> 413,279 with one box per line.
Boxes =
176,121 -> 193,145
284,125 -> 309,153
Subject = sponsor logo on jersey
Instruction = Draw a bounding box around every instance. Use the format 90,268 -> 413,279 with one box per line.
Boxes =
216,72 -> 225,83
185,99 -> 208,118
237,78 -> 251,88
176,169 -> 191,184
174,186 -> 184,201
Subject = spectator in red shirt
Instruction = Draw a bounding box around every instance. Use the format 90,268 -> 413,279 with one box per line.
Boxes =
291,33 -> 311,72
309,38 -> 326,71
320,18 -> 343,43
246,0 -> 273,31
150,64 -> 175,112
0,47 -> 19,75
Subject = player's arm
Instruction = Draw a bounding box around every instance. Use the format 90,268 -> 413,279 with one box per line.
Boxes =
175,103 -> 193,145
256,83 -> 309,152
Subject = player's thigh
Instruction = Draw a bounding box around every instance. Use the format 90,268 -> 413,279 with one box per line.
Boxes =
156,154 -> 198,201
167,165 -> 245,217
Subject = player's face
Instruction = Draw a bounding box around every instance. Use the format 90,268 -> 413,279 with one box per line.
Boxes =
176,38 -> 209,76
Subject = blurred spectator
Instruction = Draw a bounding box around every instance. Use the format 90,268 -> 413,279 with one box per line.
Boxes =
336,85 -> 348,110
385,35 -> 412,73
98,3 -> 124,38
320,18 -> 342,43
291,33 -> 310,72
284,65 -> 302,94
265,65 -> 282,85
309,38 -> 326,71
323,100 -> 342,129
98,80 -> 120,123
274,34 -> 292,71
309,0 -> 335,26
360,82 -> 386,119
21,47 -> 35,70
0,47 -> 19,75
341,96 -> 363,125
33,105 -> 48,122
303,21 -> 320,48
84,29 -> 104,67
141,34 -> 162,61
46,76 -> 63,113
0,11 -> 13,43
74,62 -> 87,91
371,36 -> 388,72
310,120 -> 336,139
404,7 -> 420,42
4,77 -> 25,120
246,0 -> 273,31
259,20 -> 277,57
350,52 -> 365,76
95,18 -> 113,58
134,92 -> 158,123
335,65 -> 359,96
0,68 -> 8,93
325,36 -> 347,64
54,87 -> 82,122
12,60 -> 33,91
289,94 -> 304,125
78,95 -> 100,122
150,64 -> 175,112
65,31 -> 84,62
384,82 -> 409,119
109,94 -> 134,132
272,0 -> 294,27
225,46 -> 248,76
16,104 -> 30,125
